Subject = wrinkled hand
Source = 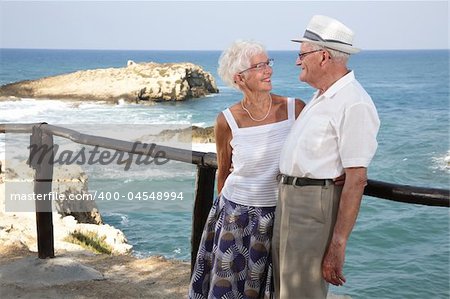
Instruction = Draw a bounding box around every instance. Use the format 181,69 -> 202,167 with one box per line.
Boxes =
333,173 -> 346,186
322,242 -> 346,286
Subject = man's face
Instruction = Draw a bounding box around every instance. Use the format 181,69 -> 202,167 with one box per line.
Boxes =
296,44 -> 323,85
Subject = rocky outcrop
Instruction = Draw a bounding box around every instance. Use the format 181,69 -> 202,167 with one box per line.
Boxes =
139,125 -> 215,144
0,160 -> 132,255
0,61 -> 219,102
2,161 -> 102,225
52,166 -> 103,225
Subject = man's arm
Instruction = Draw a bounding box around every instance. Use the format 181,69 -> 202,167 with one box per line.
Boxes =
322,166 -> 367,286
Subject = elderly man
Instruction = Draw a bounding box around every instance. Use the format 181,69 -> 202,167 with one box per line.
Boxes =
272,15 -> 380,299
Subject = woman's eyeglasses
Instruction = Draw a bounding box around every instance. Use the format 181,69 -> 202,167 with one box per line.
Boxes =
239,59 -> 274,74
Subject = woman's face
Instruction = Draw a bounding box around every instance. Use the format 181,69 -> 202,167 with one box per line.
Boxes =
239,53 -> 273,92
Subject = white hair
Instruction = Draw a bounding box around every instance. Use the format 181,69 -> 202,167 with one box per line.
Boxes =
218,40 -> 267,90
307,42 -> 350,64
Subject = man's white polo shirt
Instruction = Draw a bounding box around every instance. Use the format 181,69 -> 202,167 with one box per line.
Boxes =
279,71 -> 380,179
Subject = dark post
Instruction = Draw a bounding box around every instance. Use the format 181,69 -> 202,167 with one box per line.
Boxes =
29,125 -> 55,259
191,165 -> 216,274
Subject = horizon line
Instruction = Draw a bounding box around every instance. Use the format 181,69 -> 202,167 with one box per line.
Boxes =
1,47 -> 449,52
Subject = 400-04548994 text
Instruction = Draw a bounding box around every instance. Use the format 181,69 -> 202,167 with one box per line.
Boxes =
91,191 -> 184,201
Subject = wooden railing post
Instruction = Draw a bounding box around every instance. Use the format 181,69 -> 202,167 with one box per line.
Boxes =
191,165 -> 216,274
28,125 -> 55,259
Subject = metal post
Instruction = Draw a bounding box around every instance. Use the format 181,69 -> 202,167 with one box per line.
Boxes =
191,165 -> 216,274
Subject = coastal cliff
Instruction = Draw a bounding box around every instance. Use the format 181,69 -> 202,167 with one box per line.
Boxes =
0,61 -> 219,102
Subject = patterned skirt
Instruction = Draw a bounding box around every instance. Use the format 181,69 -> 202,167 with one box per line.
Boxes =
188,195 -> 275,299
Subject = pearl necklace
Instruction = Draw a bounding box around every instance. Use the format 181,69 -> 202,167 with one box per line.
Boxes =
241,94 -> 272,122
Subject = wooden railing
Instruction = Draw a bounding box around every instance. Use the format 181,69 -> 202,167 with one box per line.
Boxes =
1,123 -> 449,271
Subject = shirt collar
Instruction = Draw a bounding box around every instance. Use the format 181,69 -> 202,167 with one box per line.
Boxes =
321,70 -> 355,99
307,70 -> 356,110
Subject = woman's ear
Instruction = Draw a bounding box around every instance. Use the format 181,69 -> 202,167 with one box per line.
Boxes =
233,73 -> 243,84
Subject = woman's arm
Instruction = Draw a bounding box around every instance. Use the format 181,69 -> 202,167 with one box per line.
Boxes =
214,112 -> 233,195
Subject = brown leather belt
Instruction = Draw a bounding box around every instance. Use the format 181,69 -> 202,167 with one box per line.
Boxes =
278,174 -> 333,187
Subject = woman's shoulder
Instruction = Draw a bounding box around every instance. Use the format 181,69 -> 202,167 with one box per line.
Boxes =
270,94 -> 301,104
270,93 -> 287,102
271,94 -> 303,103
271,94 -> 305,118
216,102 -> 242,129
270,94 -> 291,110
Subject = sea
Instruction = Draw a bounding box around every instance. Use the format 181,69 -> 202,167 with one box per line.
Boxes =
0,48 -> 449,298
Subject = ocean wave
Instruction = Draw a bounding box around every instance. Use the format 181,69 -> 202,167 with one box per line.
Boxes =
192,142 -> 216,153
431,150 -> 450,173
102,212 -> 130,226
84,164 -> 195,181
0,99 -> 71,122
0,99 -> 197,125
192,122 -> 207,127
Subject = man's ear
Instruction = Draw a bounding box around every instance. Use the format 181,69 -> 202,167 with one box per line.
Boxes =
321,50 -> 331,66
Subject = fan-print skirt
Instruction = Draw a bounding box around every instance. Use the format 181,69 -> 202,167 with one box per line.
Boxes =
188,195 -> 275,299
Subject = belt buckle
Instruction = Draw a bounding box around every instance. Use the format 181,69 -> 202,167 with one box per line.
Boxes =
280,174 -> 291,185
277,174 -> 284,183
293,177 -> 305,187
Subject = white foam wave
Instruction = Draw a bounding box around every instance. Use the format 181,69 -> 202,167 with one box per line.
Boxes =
102,212 -> 130,226
192,122 -> 207,127
85,165 -> 195,180
0,99 -> 71,122
120,214 -> 130,226
76,102 -> 109,109
0,98 -> 196,125
431,150 -> 450,173
192,143 -> 216,153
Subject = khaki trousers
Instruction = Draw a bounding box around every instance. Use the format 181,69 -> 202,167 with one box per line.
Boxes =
272,182 -> 342,299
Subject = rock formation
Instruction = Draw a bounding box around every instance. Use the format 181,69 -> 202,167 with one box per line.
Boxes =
0,61 -> 219,102
3,161 -> 102,225
0,160 -> 132,254
138,125 -> 215,144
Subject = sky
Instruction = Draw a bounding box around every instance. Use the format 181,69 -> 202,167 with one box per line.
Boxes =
0,1 -> 448,51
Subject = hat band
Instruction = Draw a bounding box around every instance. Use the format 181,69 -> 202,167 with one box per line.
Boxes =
303,30 -> 353,46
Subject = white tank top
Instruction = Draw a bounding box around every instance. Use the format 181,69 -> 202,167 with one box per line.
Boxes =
221,97 -> 295,207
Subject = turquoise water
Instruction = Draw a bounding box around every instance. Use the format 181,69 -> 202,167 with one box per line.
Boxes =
0,49 -> 449,298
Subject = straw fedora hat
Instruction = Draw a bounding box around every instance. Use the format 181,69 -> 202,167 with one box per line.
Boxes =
292,15 -> 360,54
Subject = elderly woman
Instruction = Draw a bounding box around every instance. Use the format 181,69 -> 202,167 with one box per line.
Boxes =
188,40 -> 304,298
